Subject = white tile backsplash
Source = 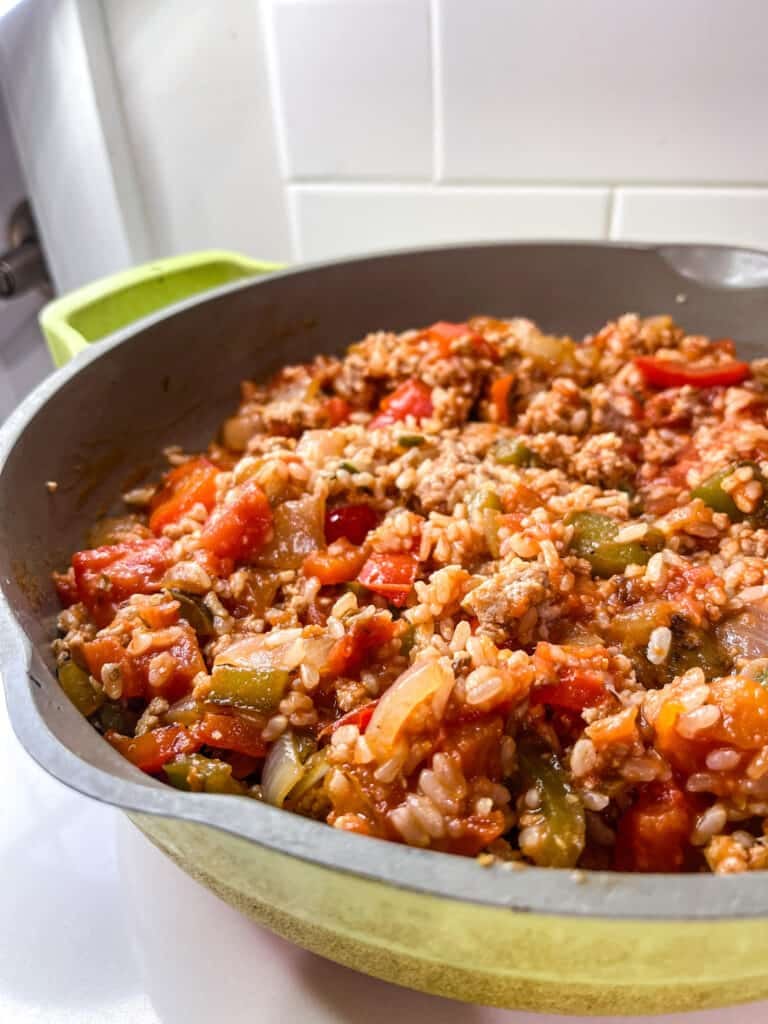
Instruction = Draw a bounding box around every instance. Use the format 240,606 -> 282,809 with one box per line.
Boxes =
613,189 -> 768,250
270,0 -> 432,180
291,185 -> 609,260
438,0 -> 768,185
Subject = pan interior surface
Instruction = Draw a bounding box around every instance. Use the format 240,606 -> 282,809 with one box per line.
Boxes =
3,242 -> 768,928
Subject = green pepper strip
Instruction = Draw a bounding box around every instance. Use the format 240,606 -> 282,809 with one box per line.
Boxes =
566,511 -> 664,578
691,461 -> 766,522
517,739 -> 585,868
492,438 -> 543,468
58,660 -> 104,718
208,665 -> 290,713
164,754 -> 246,795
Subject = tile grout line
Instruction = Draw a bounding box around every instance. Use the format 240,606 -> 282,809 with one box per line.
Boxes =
283,178 -> 768,191
259,0 -> 303,261
429,0 -> 443,184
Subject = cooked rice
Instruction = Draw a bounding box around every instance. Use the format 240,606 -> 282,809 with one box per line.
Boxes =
51,312 -> 768,873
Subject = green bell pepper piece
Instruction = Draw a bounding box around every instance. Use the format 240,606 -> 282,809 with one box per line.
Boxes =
57,660 -> 104,718
690,461 -> 766,522
517,739 -> 585,868
164,754 -> 247,795
168,589 -> 214,639
491,438 -> 543,467
566,511 -> 664,578
397,434 -> 425,448
208,664 -> 290,713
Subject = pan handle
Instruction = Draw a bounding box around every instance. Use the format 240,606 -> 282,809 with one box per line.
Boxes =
39,250 -> 284,367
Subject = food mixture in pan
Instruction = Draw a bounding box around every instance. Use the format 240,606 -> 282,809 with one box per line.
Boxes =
52,314 -> 768,873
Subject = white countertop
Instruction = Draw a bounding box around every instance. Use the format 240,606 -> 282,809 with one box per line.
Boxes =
1,690 -> 765,1024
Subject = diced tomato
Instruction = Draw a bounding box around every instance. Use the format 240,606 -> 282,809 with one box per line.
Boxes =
323,396 -> 352,427
634,356 -> 751,390
149,457 -> 219,534
53,568 -> 79,607
614,781 -> 696,872
303,538 -> 368,585
134,593 -> 181,630
153,625 -> 207,701
530,669 -> 608,711
319,700 -> 379,740
358,552 -> 418,607
193,711 -> 267,758
532,643 -> 612,711
369,379 -> 433,430
435,812 -> 507,857
437,716 -> 504,779
325,617 -> 395,678
72,537 -> 173,627
490,374 -> 514,424
107,725 -> 201,774
82,635 -> 143,699
425,321 -> 470,358
324,503 -> 379,545
223,751 -> 261,779
83,622 -> 205,703
424,321 -> 499,362
199,479 -> 273,562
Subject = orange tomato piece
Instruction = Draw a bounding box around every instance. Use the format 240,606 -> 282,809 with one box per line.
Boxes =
709,675 -> 768,750
358,552 -> 418,607
149,457 -> 219,534
614,781 -> 696,872
107,725 -> 201,774
303,538 -> 368,585
199,480 -> 273,562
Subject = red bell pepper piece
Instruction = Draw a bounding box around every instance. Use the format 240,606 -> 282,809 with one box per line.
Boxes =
634,356 -> 751,390
319,700 -> 379,739
358,551 -> 418,607
323,396 -> 351,426
490,374 -> 514,424
324,503 -> 379,545
72,537 -> 173,627
107,724 -> 201,774
149,457 -> 219,534
324,617 -> 395,678
193,711 -> 268,759
199,479 -> 273,562
369,379 -> 433,430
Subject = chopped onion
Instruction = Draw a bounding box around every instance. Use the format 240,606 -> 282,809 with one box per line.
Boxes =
165,694 -> 204,726
215,630 -> 306,673
261,732 -> 306,807
366,658 -> 455,760
715,600 -> 768,659
284,748 -> 330,809
256,494 -> 325,570
297,429 -> 348,466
